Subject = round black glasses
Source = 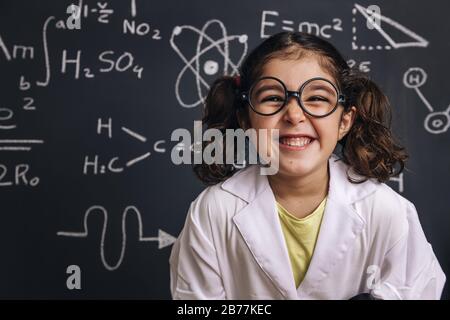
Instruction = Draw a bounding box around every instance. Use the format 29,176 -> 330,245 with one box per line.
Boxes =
241,76 -> 346,118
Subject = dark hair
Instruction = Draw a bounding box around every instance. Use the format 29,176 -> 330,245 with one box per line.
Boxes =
193,31 -> 408,185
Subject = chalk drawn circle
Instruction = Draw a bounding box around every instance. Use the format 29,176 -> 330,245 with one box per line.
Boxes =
30,177 -> 40,187
0,107 -> 13,121
173,26 -> 182,35
403,68 -> 427,89
424,111 -> 449,134
239,35 -> 248,43
204,60 -> 219,75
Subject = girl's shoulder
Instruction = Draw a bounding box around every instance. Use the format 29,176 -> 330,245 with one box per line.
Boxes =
330,153 -> 414,245
333,153 -> 414,226
355,180 -> 418,245
186,173 -> 249,228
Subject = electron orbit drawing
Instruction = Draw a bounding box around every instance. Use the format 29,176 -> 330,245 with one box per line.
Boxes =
170,19 -> 248,108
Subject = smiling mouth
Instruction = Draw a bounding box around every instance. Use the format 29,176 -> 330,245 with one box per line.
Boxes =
278,137 -> 315,150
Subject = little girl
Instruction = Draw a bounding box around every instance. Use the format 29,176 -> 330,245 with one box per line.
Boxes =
169,31 -> 446,299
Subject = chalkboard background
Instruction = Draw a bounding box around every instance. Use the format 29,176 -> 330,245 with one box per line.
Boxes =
0,0 -> 448,299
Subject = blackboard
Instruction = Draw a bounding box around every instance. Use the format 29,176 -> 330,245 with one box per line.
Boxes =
0,0 -> 448,299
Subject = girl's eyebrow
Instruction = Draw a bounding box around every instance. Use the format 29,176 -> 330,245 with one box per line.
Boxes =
254,84 -> 284,95
305,83 -> 336,95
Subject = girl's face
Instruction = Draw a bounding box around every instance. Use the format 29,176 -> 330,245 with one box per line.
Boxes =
243,56 -> 356,178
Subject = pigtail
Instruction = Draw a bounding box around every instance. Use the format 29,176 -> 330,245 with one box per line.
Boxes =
192,75 -> 245,185
339,69 -> 409,183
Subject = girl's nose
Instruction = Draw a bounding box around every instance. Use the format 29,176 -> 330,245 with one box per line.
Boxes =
283,96 -> 307,124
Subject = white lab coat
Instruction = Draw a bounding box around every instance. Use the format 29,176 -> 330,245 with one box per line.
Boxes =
169,153 -> 446,299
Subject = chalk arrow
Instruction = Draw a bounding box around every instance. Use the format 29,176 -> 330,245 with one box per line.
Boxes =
142,229 -> 177,249
57,206 -> 178,271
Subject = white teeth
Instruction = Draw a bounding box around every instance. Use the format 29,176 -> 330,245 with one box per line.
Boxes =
281,137 -> 312,147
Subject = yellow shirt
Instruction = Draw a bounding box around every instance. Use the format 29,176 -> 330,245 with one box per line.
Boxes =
276,196 -> 327,288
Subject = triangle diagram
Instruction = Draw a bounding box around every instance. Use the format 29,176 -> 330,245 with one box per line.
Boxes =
353,3 -> 428,50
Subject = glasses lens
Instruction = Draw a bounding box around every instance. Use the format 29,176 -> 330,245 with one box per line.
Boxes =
301,79 -> 338,117
249,78 -> 285,115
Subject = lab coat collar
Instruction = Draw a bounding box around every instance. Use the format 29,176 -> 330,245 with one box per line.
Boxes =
221,153 -> 380,299
221,153 -> 377,205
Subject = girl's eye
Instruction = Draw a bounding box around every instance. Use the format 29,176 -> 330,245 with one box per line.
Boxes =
307,96 -> 329,102
261,95 -> 284,103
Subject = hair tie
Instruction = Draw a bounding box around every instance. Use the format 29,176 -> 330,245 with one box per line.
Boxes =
234,75 -> 241,87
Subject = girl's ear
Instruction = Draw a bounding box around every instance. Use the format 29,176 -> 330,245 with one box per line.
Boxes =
338,106 -> 357,141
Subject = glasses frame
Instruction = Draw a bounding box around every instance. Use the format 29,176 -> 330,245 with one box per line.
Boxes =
240,76 -> 346,118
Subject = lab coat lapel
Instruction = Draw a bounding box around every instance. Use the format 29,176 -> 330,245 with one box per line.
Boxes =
296,196 -> 364,296
232,179 -> 298,299
222,164 -> 297,299
297,156 -> 378,296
